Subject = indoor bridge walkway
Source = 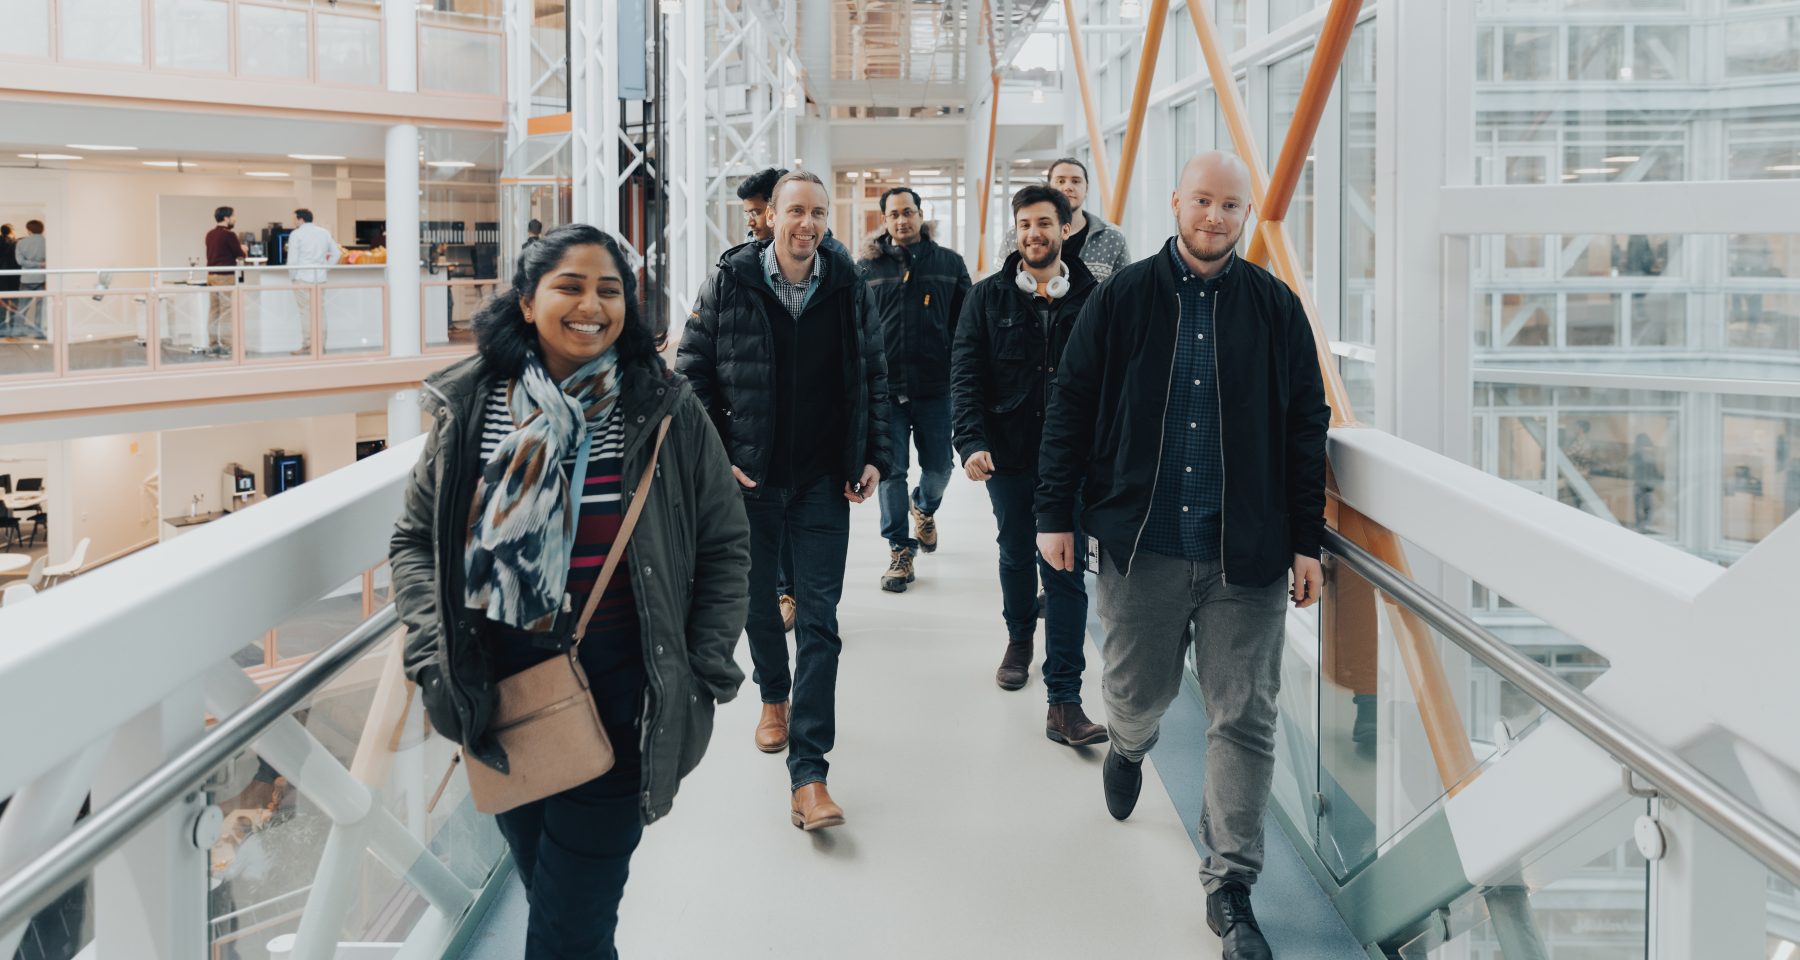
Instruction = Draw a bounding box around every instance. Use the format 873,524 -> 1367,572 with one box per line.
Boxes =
461,476 -> 1365,959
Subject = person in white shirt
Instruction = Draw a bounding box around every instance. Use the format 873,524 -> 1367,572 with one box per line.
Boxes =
286,208 -> 340,354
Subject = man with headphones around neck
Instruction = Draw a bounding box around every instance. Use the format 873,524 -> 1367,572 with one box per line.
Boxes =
950,184 -> 1107,747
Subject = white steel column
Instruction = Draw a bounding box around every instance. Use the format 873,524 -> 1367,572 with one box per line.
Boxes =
384,0 -> 418,93
573,0 -> 623,234
666,0 -> 709,331
385,0 -> 422,441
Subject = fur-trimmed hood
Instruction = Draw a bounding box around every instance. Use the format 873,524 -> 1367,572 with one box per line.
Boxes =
860,221 -> 941,261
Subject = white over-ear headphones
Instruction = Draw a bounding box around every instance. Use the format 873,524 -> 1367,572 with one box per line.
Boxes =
1016,260 -> 1071,299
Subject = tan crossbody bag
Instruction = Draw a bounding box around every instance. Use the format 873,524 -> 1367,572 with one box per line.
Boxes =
464,416 -> 672,815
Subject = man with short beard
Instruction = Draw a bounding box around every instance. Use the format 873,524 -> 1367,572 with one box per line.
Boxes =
998,157 -> 1130,282
951,184 -> 1107,745
1035,151 -> 1329,960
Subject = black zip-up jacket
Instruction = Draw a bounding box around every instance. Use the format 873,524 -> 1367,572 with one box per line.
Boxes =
390,352 -> 750,825
856,224 -> 972,401
676,239 -> 894,488
1036,246 -> 1331,587
950,251 -> 1097,473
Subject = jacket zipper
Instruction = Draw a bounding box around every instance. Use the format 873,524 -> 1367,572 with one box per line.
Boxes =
1127,299 -> 1182,576
421,381 -> 477,741
1211,285 -> 1228,585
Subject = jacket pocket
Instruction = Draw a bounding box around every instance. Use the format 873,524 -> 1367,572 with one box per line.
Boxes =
676,675 -> 717,780
418,666 -> 464,745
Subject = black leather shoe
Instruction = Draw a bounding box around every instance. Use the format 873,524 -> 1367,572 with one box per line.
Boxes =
1102,747 -> 1142,821
1206,881 -> 1272,960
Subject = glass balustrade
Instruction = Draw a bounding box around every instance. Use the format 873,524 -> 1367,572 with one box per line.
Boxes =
0,268 -> 471,382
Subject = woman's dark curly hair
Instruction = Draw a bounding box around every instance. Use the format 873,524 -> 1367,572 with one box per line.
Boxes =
472,224 -> 663,378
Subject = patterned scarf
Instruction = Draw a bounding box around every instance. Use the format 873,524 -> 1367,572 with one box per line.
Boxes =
463,347 -> 623,632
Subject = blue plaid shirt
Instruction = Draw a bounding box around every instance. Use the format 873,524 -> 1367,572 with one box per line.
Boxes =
1140,238 -> 1232,561
763,240 -> 822,318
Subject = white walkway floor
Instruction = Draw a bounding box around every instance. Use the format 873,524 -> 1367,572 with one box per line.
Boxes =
467,475 -> 1225,958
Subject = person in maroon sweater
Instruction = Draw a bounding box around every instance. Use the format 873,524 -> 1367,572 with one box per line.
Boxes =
205,206 -> 245,355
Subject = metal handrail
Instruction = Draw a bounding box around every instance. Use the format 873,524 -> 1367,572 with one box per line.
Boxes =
0,605 -> 402,933
1323,528 -> 1800,889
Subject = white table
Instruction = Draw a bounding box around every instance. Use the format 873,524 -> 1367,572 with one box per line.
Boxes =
3,492 -> 44,512
0,554 -> 30,576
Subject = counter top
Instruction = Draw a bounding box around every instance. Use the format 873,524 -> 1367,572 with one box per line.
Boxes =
164,510 -> 231,528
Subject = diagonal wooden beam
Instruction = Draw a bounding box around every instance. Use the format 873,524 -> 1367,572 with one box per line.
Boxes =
978,71 -> 1003,272
1107,0 -> 1171,222
1246,0 -> 1362,265
1061,0 -> 1114,206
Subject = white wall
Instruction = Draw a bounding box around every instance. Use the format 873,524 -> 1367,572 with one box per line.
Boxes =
65,433 -> 160,565
157,413 -> 358,525
0,443 -> 52,491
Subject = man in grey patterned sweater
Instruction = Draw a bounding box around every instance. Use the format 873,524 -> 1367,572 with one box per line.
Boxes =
998,157 -> 1130,283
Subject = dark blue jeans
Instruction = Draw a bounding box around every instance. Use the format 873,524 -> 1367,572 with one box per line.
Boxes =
490,642 -> 646,960
743,475 -> 851,787
985,469 -> 1089,705
878,395 -> 954,553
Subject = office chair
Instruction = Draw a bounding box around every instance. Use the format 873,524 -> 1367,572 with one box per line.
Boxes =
16,478 -> 41,492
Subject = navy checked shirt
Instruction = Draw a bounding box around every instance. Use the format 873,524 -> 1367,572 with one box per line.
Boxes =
1139,238 -> 1233,561
763,241 -> 822,318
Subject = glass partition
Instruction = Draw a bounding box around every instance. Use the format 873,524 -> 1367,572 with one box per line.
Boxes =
154,0 -> 229,71
60,0 -> 145,64
0,0 -> 51,57
238,3 -> 310,79
316,12 -> 382,87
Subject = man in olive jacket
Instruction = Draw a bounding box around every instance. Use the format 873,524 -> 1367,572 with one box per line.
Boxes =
857,187 -> 971,592
677,170 -> 893,831
1036,152 -> 1329,960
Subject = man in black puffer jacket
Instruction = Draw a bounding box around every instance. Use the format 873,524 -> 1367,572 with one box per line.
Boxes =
676,170 -> 892,832
857,187 -> 971,593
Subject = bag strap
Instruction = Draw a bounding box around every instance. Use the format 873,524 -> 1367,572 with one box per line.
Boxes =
572,415 -> 672,645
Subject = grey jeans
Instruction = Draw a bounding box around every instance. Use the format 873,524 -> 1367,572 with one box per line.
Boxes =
1096,549 -> 1287,893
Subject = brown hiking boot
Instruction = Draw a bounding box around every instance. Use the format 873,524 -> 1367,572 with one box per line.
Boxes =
881,548 -> 915,593
995,636 -> 1032,690
1046,703 -> 1109,747
755,701 -> 790,753
779,594 -> 797,632
911,503 -> 938,553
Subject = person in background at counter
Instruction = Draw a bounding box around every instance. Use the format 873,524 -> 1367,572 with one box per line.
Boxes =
15,220 -> 47,337
287,208 -> 340,356
0,225 -> 19,331
206,207 -> 245,357
523,219 -> 542,251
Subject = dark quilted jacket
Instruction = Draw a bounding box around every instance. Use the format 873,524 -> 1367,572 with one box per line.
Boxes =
674,239 -> 895,487
856,224 -> 972,401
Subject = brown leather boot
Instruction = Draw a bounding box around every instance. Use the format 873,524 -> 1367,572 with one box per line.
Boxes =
1046,702 -> 1109,747
995,636 -> 1032,690
790,782 -> 846,831
755,701 -> 790,753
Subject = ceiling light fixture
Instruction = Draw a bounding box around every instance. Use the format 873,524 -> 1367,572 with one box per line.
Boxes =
1602,155 -> 1640,163
288,153 -> 346,161
1571,167 -> 1615,175
19,153 -> 82,161
659,0 -> 682,13
143,160 -> 198,168
245,171 -> 290,177
1120,0 -> 1141,17
427,160 -> 476,168
1765,163 -> 1800,172
67,143 -> 136,151
909,169 -> 941,176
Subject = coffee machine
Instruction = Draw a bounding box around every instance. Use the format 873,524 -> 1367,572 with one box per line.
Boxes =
221,464 -> 256,512
264,451 -> 305,497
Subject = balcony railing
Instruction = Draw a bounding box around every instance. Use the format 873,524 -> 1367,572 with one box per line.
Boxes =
0,265 -> 478,383
0,0 -> 502,99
